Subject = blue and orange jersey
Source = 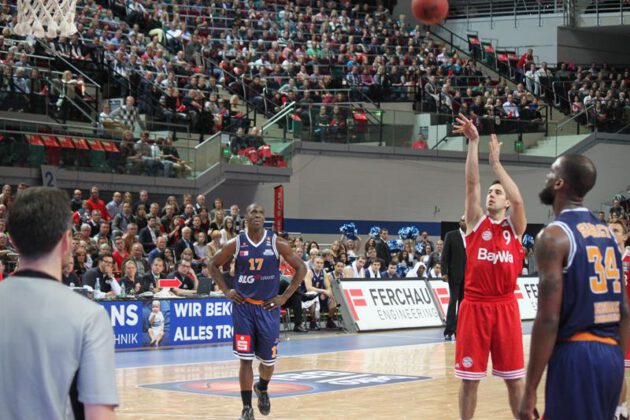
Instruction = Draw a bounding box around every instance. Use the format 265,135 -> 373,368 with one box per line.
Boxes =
551,208 -> 623,341
233,230 -> 280,301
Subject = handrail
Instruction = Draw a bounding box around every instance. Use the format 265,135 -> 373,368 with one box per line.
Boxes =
37,39 -> 101,89
262,102 -> 296,134
557,104 -> 593,131
195,131 -> 222,150
614,121 -> 630,135
47,81 -> 97,124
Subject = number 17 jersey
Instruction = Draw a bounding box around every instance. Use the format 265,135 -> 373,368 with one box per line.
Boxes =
551,208 -> 623,341
234,230 -> 280,301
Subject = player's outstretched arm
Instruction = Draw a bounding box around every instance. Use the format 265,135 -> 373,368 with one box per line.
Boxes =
453,113 -> 483,232
488,133 -> 527,236
519,226 -> 568,420
266,238 -> 307,309
209,238 -> 243,303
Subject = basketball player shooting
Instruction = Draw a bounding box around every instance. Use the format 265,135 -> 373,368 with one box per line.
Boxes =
452,114 -> 527,419
210,203 -> 306,420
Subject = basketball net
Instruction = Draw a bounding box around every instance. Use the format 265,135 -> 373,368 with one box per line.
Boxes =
14,0 -> 78,38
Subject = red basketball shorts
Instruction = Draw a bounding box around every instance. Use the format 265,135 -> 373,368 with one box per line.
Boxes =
625,345 -> 630,369
454,297 -> 525,380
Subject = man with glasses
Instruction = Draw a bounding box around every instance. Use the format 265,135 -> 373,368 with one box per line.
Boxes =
167,260 -> 198,296
83,254 -> 122,298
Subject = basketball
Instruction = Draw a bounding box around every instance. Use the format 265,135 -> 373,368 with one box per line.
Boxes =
412,0 -> 449,25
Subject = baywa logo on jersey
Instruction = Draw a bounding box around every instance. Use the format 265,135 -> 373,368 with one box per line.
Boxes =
477,248 -> 514,264
482,230 -> 492,241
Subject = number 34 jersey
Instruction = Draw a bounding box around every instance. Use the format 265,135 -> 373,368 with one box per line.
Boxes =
550,208 -> 623,341
234,230 -> 280,301
464,215 -> 525,301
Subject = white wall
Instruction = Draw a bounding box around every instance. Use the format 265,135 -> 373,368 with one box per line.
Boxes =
440,15 -> 563,64
212,140 -> 629,227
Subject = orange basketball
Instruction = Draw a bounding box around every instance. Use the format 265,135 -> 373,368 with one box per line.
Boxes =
412,0 -> 449,25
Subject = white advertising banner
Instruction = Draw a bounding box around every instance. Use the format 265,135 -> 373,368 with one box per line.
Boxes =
427,280 -> 451,322
428,277 -> 540,322
515,277 -> 539,320
337,280 -> 443,331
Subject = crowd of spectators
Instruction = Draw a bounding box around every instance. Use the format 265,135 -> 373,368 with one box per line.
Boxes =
0,182 -> 448,329
1,183 -> 629,328
487,45 -> 630,133
0,0 -> 495,136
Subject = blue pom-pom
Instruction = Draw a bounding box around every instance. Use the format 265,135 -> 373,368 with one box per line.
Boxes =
415,242 -> 425,254
522,234 -> 534,249
409,226 -> 420,240
396,263 -> 409,277
398,226 -> 420,241
339,223 -> 358,240
387,239 -> 403,252
370,226 -> 381,238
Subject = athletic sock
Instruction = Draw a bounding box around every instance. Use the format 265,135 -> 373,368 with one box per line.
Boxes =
258,378 -> 270,391
621,401 -> 628,417
241,390 -> 252,407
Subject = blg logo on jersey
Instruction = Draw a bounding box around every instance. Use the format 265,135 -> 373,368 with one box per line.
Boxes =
236,334 -> 251,352
477,248 -> 514,264
238,275 -> 255,284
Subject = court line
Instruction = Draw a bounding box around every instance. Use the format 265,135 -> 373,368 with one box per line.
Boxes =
116,336 -> 446,371
116,324 -> 533,371
134,374 -> 434,400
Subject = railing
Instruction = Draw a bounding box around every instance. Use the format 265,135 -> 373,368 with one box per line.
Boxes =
0,116 -> 203,178
447,0 -> 563,20
262,101 -> 296,139
36,38 -> 101,107
583,0 -> 629,25
192,132 -> 222,176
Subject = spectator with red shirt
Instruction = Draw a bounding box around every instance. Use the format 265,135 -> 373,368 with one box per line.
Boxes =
0,259 -> 5,282
86,186 -> 110,221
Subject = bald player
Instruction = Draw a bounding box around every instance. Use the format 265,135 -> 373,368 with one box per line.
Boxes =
520,155 -> 628,420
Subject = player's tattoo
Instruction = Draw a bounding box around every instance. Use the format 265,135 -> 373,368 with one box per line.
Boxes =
534,229 -> 563,298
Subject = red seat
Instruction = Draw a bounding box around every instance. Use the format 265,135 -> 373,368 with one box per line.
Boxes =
72,138 -> 90,150
101,140 -> 120,153
28,135 -> 44,146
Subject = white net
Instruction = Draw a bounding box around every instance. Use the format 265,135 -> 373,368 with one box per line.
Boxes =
14,0 -> 78,38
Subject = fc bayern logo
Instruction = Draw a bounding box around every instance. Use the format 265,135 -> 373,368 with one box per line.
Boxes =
462,357 -> 473,368
482,230 -> 492,241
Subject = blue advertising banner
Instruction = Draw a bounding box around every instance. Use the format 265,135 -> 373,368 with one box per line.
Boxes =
99,298 -> 233,350
99,300 -> 144,349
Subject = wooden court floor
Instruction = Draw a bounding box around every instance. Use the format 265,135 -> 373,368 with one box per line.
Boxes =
113,333 -> 627,420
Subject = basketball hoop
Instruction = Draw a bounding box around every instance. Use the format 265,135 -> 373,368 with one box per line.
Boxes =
14,0 -> 78,38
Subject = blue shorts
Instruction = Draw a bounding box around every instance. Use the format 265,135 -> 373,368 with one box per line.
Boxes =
232,302 -> 280,366
545,341 -> 623,420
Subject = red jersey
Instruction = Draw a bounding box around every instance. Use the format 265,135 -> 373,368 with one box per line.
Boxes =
464,215 -> 525,301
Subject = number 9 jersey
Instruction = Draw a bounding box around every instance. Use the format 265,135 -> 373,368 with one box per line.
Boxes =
550,207 -> 623,341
